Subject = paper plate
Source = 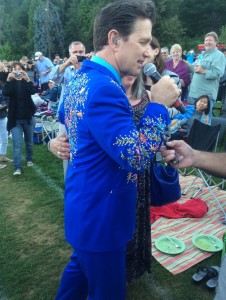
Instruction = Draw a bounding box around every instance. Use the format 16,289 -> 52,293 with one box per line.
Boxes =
192,234 -> 223,252
155,235 -> 186,254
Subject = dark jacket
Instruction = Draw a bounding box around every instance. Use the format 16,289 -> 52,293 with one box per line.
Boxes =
0,95 -> 9,118
2,79 -> 36,131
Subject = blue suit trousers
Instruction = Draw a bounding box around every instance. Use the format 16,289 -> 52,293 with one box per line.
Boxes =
55,246 -> 126,300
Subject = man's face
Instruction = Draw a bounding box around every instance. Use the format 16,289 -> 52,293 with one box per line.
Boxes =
161,50 -> 169,61
204,36 -> 217,52
115,19 -> 152,77
69,44 -> 85,69
69,44 -> 85,56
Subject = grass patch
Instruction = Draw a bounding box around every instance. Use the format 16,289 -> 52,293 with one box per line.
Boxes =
0,141 -> 223,299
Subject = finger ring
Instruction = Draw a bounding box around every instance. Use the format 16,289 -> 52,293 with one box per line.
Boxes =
57,151 -> 61,156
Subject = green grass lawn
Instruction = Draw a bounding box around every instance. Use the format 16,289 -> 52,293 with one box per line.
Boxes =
0,141 -> 223,300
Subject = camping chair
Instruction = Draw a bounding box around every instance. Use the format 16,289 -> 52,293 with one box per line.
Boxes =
181,119 -> 226,224
41,115 -> 59,144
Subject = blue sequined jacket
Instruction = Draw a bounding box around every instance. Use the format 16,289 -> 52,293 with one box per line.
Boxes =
60,58 -> 170,252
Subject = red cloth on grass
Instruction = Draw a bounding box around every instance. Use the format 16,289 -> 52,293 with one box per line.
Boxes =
151,198 -> 208,223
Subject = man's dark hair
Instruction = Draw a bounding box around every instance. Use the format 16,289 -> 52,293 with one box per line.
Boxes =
93,0 -> 156,52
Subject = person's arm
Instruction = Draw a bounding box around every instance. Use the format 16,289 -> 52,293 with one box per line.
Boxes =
49,65 -> 63,85
2,72 -> 15,96
58,55 -> 78,74
195,53 -> 225,79
160,140 -> 226,178
48,132 -> 70,160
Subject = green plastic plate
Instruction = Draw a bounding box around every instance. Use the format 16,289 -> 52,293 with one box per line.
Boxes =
155,235 -> 186,254
192,234 -> 223,252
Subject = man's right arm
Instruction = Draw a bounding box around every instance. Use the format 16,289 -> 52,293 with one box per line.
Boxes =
49,65 -> 64,85
161,140 -> 226,178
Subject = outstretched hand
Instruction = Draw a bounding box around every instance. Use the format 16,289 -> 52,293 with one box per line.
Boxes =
160,140 -> 194,169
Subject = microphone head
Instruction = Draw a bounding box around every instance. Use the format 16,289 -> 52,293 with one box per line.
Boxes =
143,63 -> 157,76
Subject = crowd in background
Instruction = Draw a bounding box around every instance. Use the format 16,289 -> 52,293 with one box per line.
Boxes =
0,2 -> 226,297
0,34 -> 226,175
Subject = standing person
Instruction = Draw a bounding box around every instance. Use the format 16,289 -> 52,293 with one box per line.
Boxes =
161,140 -> 226,300
0,95 -> 12,166
34,52 -> 54,92
2,62 -> 36,176
122,74 -> 152,283
188,32 -> 226,121
165,44 -> 191,102
49,41 -> 86,177
0,62 -> 12,166
50,74 -> 154,285
53,54 -> 63,65
55,1 -> 179,299
161,47 -> 170,61
144,37 -> 181,91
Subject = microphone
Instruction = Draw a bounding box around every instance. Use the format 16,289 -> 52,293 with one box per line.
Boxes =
143,63 -> 186,114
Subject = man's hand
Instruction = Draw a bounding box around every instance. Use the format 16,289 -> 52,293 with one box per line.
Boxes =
160,140 -> 194,169
58,55 -> 79,74
150,75 -> 180,107
40,70 -> 50,76
194,65 -> 206,74
49,132 -> 70,160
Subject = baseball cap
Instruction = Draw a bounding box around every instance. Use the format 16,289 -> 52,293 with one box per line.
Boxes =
48,80 -> 55,83
35,52 -> 42,60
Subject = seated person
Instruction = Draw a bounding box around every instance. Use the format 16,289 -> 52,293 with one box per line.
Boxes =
170,95 -> 210,140
41,79 -> 59,102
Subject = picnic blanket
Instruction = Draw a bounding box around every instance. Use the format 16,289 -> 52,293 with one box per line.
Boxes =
152,174 -> 226,275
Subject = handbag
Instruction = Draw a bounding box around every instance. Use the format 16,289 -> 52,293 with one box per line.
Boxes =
150,161 -> 181,206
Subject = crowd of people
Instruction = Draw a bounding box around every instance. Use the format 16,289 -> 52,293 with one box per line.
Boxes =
0,0 -> 226,299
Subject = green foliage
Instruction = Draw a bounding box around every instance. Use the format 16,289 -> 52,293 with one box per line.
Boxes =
154,16 -> 185,48
34,0 -> 64,59
219,25 -> 226,45
182,36 -> 204,53
153,0 -> 185,48
0,43 -> 14,60
0,140 -> 222,299
179,0 -> 226,37
0,0 -> 226,59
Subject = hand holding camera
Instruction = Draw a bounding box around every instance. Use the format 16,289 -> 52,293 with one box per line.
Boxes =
7,70 -> 30,82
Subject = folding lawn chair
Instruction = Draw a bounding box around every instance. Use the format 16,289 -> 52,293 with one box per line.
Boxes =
181,119 -> 226,224
41,115 -> 59,144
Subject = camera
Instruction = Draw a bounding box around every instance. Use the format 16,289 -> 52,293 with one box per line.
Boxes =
14,72 -> 22,77
77,56 -> 86,62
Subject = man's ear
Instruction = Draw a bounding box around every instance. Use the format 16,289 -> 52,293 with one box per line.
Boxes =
108,30 -> 120,47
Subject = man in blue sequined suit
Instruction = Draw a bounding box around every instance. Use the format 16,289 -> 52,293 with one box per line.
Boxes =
55,1 -> 179,299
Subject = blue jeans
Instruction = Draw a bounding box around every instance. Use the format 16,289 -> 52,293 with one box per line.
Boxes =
0,117 -> 8,156
11,119 -> 35,170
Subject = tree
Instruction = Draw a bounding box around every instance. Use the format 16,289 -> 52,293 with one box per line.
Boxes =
34,0 -> 64,59
219,25 -> 226,45
64,0 -> 108,51
0,43 -> 13,61
153,0 -> 185,48
179,0 -> 226,37
153,16 -> 185,48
